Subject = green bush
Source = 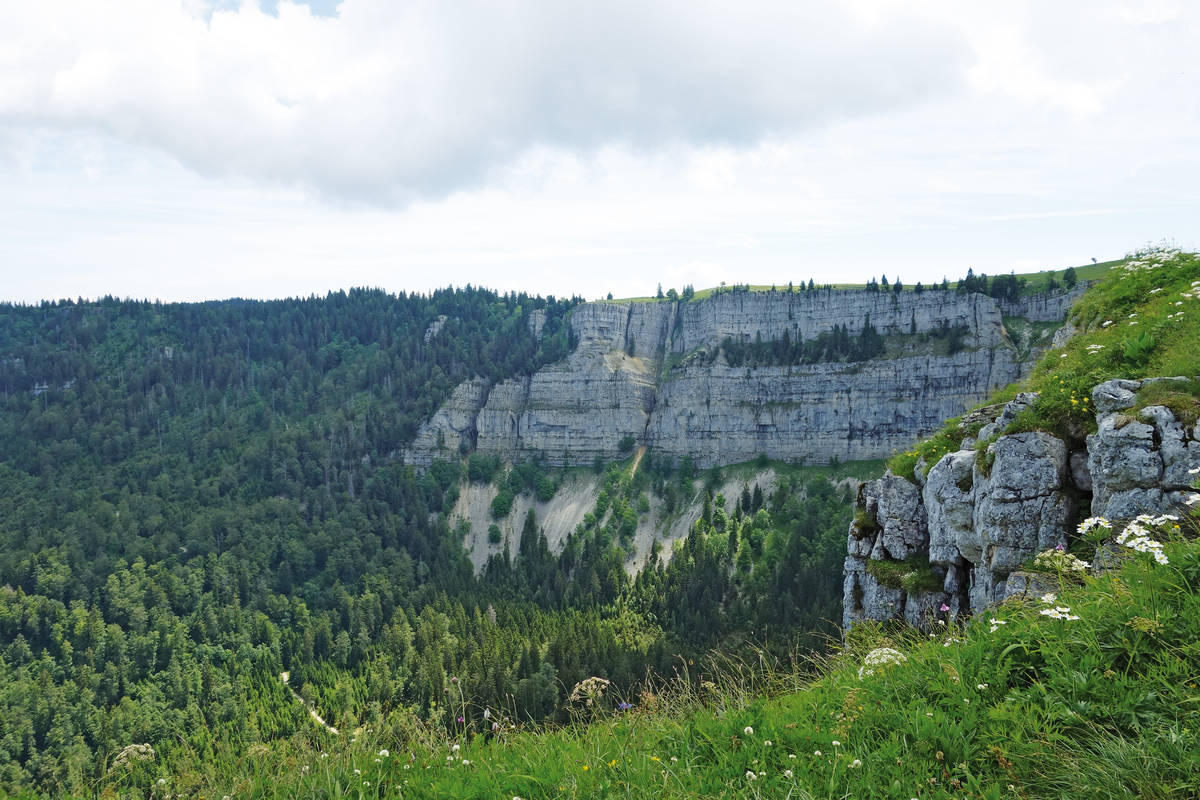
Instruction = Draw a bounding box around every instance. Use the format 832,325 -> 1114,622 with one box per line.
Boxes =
491,489 -> 514,519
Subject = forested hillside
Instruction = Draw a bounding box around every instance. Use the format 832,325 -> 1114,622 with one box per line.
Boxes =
0,287 -> 860,796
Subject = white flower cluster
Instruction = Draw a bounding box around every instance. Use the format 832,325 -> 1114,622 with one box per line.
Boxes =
1116,515 -> 1173,565
857,647 -> 906,679
1077,517 -> 1112,536
1122,245 -> 1181,273
1085,344 -> 1106,353
1033,549 -> 1090,572
988,618 -> 1007,633
111,743 -> 155,770
568,676 -> 610,707
1039,605 -> 1081,621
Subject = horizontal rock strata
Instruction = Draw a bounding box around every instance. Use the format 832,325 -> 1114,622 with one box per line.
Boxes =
406,288 -> 1062,468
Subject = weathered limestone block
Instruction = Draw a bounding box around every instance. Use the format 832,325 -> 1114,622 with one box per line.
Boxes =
842,556 -> 904,629
861,474 -> 928,561
924,449 -> 978,565
1139,405 -> 1200,490
974,432 -> 1072,576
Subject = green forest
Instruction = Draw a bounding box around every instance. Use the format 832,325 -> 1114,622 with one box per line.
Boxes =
0,289 -> 857,797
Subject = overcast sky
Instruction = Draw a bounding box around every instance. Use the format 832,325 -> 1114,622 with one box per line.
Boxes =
2,0 -> 1197,303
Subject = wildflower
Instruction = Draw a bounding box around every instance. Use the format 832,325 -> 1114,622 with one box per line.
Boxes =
784,769 -> 794,778
670,756 -> 679,763
1101,320 -> 1114,327
745,770 -> 757,781
788,753 -> 796,759
157,779 -> 167,786
858,647 -> 907,679
301,765 -> 309,774
1078,517 -> 1112,536
989,618 -> 1006,633
744,726 -> 754,736
451,676 -> 458,684
1188,467 -> 1199,475
483,708 -> 491,719
569,676 -> 611,707
1033,548 -> 1090,572
1116,521 -> 1170,564
617,701 -> 633,711
462,759 -> 471,766
451,744 -> 461,754
1040,606 -> 1081,620
1040,593 -> 1056,604
378,749 -> 389,758
764,740 -> 773,747
354,769 -> 361,775
832,740 -> 841,747
814,750 -> 822,756
939,603 -> 950,612
582,765 -> 589,771
1186,494 -> 1200,506
321,753 -> 329,759
976,683 -> 989,690
111,743 -> 155,770
849,758 -> 863,768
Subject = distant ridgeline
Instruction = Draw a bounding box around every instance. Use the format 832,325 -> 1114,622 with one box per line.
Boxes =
404,282 -> 1086,470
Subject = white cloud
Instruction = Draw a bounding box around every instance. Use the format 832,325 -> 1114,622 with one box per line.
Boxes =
1,1 -> 1198,303
0,0 -> 967,202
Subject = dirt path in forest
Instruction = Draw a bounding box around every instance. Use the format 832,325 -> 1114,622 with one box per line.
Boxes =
630,445 -> 647,475
280,671 -> 340,735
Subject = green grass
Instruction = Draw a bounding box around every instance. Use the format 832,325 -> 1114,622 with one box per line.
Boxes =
132,514 -> 1200,799
865,556 -> 943,593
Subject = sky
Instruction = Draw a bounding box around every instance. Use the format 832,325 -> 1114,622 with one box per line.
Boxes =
1,0 -> 1197,303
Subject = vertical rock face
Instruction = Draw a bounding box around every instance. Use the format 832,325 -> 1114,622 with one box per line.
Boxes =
406,288 -> 1056,468
402,377 -> 489,467
843,476 -> 934,628
846,378 -> 1200,630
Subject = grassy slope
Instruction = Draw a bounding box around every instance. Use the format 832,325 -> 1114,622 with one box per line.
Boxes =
141,517 -> 1200,800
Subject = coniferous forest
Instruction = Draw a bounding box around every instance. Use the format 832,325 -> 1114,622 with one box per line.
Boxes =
0,289 -> 856,796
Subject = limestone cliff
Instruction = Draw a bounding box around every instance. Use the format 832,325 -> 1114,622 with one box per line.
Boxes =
843,378 -> 1200,630
406,287 -> 1068,469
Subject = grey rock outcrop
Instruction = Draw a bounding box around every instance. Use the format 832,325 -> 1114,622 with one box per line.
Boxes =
407,288 -> 1057,468
1088,378 -> 1200,519
846,378 -> 1200,630
843,475 -> 943,628
403,378 -> 489,467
